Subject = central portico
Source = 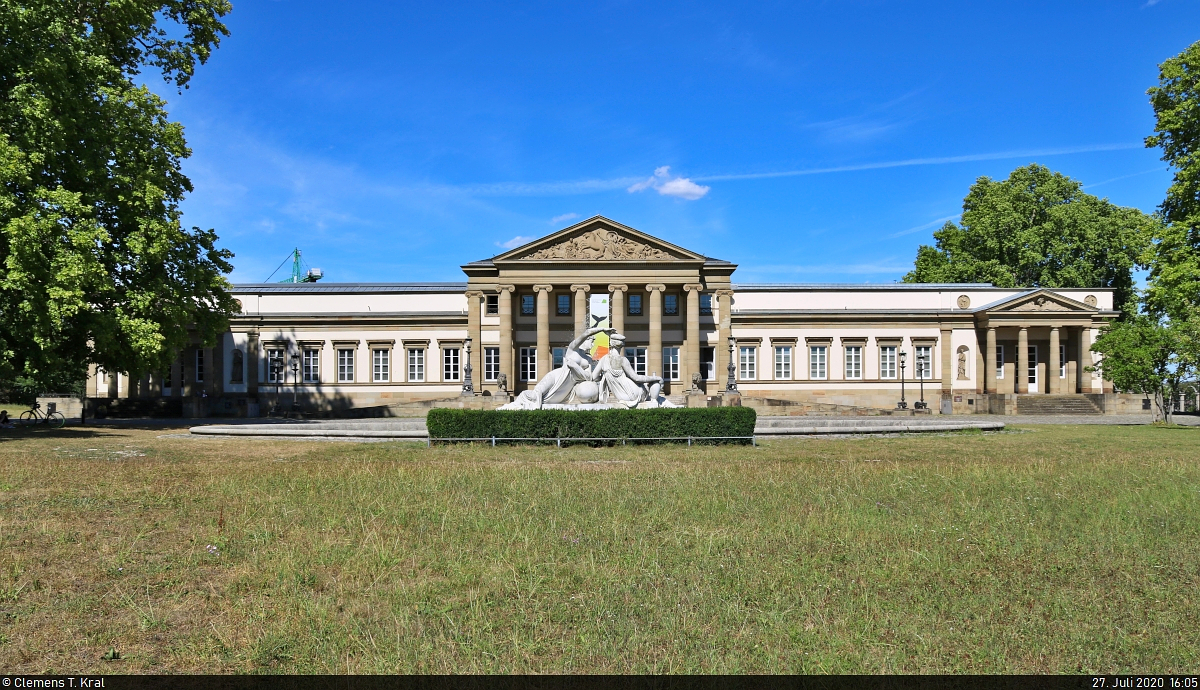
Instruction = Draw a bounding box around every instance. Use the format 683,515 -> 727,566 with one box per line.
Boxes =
461,216 -> 735,395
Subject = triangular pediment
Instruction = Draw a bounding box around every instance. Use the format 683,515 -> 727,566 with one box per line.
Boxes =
985,289 -> 1096,313
490,216 -> 707,262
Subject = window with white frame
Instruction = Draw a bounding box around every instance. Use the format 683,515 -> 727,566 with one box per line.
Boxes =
624,347 -> 647,376
701,347 -> 715,380
739,346 -> 756,380
519,347 -> 536,381
880,346 -> 897,379
443,347 -> 460,382
996,345 -> 1005,379
302,348 -> 320,383
267,348 -> 285,383
1059,344 -> 1066,378
372,348 -> 389,382
408,348 -> 425,382
337,348 -> 354,382
552,347 -> 565,369
484,347 -> 499,381
775,346 -> 792,380
486,295 -> 499,314
195,349 -> 205,383
845,345 -> 862,380
809,345 -> 827,380
915,345 -> 932,379
662,347 -> 680,381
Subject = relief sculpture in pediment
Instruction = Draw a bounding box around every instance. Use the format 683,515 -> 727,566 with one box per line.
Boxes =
1015,296 -> 1069,312
522,228 -> 678,261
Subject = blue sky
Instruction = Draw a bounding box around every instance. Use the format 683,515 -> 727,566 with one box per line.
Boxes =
163,1 -> 1200,284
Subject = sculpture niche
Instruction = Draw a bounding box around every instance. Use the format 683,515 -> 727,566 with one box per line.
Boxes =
500,328 -> 677,410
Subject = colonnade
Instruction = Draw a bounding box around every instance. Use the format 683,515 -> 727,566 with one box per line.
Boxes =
982,324 -> 1097,394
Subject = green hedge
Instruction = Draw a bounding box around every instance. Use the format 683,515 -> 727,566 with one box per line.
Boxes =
427,407 -> 756,444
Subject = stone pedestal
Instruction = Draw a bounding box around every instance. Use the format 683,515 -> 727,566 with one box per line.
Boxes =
686,393 -> 709,408
246,400 -> 261,418
722,393 -> 742,407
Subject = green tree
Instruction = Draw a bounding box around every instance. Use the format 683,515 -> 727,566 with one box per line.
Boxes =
0,0 -> 237,395
1145,40 -> 1200,320
1091,309 -> 1199,424
903,164 -> 1154,308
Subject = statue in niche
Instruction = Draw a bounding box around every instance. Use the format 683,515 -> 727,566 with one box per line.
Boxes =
497,373 -> 508,396
230,348 -> 244,383
957,345 -> 969,380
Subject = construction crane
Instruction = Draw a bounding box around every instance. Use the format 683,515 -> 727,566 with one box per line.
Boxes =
266,248 -> 323,283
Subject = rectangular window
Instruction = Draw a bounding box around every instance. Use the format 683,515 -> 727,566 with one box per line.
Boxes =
408,348 -> 425,382
443,348 -> 460,382
267,348 -> 285,383
628,294 -> 642,316
302,348 -> 320,383
372,349 -> 390,382
624,346 -> 647,376
701,347 -> 715,380
484,347 -> 500,382
700,294 -> 712,316
552,347 -> 565,370
915,345 -> 932,379
809,346 -> 827,380
1059,344 -> 1066,378
845,346 -> 862,380
521,294 -> 535,315
739,346 -> 756,380
880,346 -> 897,379
486,295 -> 499,315
337,348 -> 354,382
195,349 -> 205,383
664,294 -> 678,316
996,345 -> 1005,379
557,294 -> 571,315
775,346 -> 792,380
519,347 -> 537,381
662,347 -> 680,381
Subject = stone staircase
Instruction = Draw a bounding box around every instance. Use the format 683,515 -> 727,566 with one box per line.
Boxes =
1015,394 -> 1102,415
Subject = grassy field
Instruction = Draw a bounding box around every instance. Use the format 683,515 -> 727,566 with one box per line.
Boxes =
0,423 -> 1197,673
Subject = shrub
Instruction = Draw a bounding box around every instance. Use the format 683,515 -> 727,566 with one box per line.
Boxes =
427,407 -> 756,444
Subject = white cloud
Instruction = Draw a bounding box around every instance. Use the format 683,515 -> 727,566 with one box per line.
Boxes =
888,214 -> 960,238
497,235 -> 535,249
628,166 -> 711,200
550,213 -> 579,224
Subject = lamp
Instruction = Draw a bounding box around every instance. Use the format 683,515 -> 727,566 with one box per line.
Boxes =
725,337 -> 738,394
897,349 -> 908,410
915,352 -> 928,410
461,337 -> 474,396
290,352 -> 300,417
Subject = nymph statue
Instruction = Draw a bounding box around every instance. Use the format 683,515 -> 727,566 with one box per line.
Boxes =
592,332 -> 674,408
501,326 -> 609,409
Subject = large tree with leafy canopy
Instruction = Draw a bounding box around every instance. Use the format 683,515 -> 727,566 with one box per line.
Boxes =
1144,39 -> 1200,321
903,164 -> 1155,309
0,0 -> 238,396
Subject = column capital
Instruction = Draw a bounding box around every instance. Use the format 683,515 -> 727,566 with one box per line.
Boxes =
607,283 -> 628,293
570,284 -> 591,294
683,283 -> 704,293
497,284 -> 516,294
532,284 -> 554,293
465,289 -> 484,298
645,283 -> 667,293
715,288 -> 735,297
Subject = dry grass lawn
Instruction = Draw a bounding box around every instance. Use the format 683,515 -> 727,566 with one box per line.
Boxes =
0,423 -> 1197,673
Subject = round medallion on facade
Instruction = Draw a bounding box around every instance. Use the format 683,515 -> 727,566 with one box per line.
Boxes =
956,295 -> 971,309
1084,295 -> 1097,307
234,298 -> 243,312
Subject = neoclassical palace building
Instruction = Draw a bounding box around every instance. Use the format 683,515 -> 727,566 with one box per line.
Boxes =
88,216 -> 1131,415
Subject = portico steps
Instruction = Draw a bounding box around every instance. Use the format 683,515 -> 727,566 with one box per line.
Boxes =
1015,394 -> 1102,415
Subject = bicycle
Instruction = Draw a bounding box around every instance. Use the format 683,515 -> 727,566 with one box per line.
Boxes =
21,401 -> 66,429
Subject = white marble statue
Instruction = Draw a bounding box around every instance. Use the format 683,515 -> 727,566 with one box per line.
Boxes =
501,326 -> 608,410
592,333 -> 674,408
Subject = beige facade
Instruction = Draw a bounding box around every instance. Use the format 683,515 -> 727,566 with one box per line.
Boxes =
89,216 -> 1126,415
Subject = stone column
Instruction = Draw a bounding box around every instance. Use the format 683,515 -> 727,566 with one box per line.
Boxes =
533,285 -> 553,382
1080,325 -> 1093,394
170,355 -> 183,399
465,291 -> 483,392
646,284 -> 666,378
985,327 -> 997,394
107,370 -> 119,399
247,331 -> 260,400
570,284 -> 590,338
940,327 -> 953,393
498,285 -> 516,390
87,364 -> 99,398
716,289 -> 734,389
608,284 -> 626,335
1017,327 -> 1029,394
1048,326 -> 1060,394
975,334 -> 985,394
684,284 -> 703,390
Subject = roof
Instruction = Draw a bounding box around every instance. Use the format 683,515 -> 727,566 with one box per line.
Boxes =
732,283 -> 996,291
232,283 -> 467,293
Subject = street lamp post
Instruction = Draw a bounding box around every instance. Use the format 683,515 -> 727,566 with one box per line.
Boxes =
897,349 -> 908,410
915,353 -> 928,410
290,353 -> 300,417
270,357 -> 283,416
725,337 -> 738,393
461,337 -> 475,396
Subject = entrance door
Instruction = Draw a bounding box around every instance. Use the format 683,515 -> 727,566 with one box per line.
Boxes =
1027,346 -> 1039,393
